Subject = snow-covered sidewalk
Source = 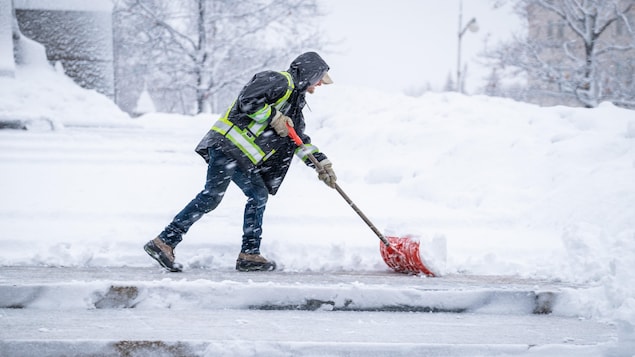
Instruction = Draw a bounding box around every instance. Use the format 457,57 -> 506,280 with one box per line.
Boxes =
0,266 -> 566,313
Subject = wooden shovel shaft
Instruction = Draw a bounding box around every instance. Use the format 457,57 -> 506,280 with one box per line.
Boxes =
286,124 -> 391,246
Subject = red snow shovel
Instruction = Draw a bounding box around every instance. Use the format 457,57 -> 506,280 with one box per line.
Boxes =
286,124 -> 435,276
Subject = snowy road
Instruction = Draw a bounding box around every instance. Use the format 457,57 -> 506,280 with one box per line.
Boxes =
0,309 -> 614,357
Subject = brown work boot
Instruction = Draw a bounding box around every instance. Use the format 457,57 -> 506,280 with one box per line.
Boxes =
235,253 -> 276,272
144,237 -> 183,272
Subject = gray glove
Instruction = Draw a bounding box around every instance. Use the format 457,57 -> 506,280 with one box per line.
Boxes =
317,159 -> 337,188
270,111 -> 293,137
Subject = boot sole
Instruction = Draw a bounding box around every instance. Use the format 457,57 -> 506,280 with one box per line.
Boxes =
144,242 -> 183,272
235,259 -> 276,272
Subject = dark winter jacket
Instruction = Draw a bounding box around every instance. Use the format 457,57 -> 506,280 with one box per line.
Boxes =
195,52 -> 330,195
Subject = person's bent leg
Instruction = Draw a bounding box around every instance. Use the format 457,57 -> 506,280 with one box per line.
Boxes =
145,147 -> 235,271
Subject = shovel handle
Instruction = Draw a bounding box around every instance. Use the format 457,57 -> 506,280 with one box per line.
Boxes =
287,124 -> 304,147
285,123 -> 391,246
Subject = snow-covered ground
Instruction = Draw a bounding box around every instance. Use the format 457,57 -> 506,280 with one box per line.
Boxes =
1,46 -> 635,355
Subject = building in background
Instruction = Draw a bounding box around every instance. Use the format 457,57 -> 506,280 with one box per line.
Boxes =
525,1 -> 634,107
0,0 -> 16,77
13,0 -> 115,99
9,0 -> 152,115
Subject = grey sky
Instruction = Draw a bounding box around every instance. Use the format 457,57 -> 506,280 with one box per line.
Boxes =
320,0 -> 522,93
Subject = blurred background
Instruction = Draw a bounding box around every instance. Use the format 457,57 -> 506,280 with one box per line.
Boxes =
2,0 -> 634,116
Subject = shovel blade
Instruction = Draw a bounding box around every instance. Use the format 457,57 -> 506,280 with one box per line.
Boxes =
379,236 -> 436,276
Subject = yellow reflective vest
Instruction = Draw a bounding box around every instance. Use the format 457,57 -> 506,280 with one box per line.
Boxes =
210,71 -> 294,166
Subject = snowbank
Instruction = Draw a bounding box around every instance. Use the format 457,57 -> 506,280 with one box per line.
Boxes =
0,36 -> 129,128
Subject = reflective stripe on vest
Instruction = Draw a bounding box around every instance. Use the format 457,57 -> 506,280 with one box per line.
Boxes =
212,116 -> 267,164
211,71 -> 294,165
295,143 -> 319,162
248,105 -> 272,123
273,71 -> 294,113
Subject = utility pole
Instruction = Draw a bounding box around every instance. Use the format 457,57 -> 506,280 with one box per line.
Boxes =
457,0 -> 478,93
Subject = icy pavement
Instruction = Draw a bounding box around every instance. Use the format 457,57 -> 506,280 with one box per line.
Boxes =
0,309 -> 614,357
0,267 -> 618,356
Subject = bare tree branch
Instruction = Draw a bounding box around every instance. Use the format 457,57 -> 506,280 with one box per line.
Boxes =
481,0 -> 635,108
114,0 -> 329,114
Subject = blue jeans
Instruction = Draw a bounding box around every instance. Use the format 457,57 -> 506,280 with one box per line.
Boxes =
159,147 -> 269,254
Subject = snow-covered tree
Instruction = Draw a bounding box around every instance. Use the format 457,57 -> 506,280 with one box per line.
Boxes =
114,0 -> 327,114
484,0 -> 634,108
483,68 -> 502,97
443,72 -> 455,92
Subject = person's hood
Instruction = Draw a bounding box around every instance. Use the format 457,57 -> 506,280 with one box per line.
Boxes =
287,52 -> 331,91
